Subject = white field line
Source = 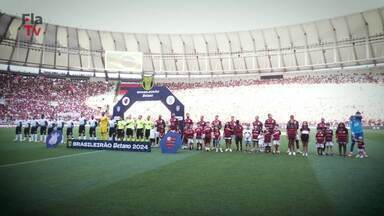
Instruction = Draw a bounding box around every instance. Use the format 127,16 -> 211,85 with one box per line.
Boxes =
0,150 -> 105,168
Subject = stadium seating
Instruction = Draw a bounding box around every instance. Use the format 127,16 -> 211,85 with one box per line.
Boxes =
0,73 -> 115,121
140,71 -> 384,125
1,71 -> 383,126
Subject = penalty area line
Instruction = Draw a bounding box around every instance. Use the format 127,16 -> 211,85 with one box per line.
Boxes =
0,150 -> 105,168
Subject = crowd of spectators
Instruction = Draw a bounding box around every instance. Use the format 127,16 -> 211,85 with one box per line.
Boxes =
159,72 -> 384,90
0,73 -> 115,122
0,71 -> 383,127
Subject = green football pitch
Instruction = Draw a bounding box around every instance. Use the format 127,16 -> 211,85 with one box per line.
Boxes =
0,128 -> 383,216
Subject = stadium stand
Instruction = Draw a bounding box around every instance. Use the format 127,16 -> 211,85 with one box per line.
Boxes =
0,7 -> 383,126
0,73 -> 115,121
0,70 -> 383,126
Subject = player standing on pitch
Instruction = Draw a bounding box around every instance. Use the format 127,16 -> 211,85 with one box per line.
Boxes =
89,116 -> 98,140
117,117 -> 126,141
264,113 -> 276,150
300,121 -> 310,157
195,124 -> 204,151
252,116 -> 263,152
108,116 -> 117,141
317,118 -> 327,155
57,118 -> 65,144
169,113 -> 179,132
286,115 -> 299,155
198,115 -> 206,128
234,120 -> 243,152
66,118 -> 74,141
272,125 -> 281,154
184,125 -> 195,150
78,114 -> 87,139
14,118 -> 23,142
211,115 -> 222,130
136,115 -> 145,141
213,125 -> 222,152
251,125 -> 261,152
155,115 -> 166,145
349,111 -> 365,157
224,122 -> 233,152
38,114 -> 48,142
203,122 -> 213,151
30,116 -> 38,142
99,112 -> 109,140
144,115 -> 154,141
125,114 -> 135,141
315,128 -> 325,156
23,118 -> 30,141
229,116 -> 236,144
183,113 -> 193,146
47,118 -> 55,136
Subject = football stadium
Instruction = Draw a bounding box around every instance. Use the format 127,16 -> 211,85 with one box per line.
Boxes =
0,0 -> 384,215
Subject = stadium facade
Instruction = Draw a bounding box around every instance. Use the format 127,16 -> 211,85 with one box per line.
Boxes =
0,7 -> 383,79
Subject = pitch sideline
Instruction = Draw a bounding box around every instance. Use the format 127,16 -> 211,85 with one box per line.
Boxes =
0,150 -> 105,168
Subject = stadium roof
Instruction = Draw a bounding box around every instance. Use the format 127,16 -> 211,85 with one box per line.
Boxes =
1,0 -> 383,34
0,7 -> 383,78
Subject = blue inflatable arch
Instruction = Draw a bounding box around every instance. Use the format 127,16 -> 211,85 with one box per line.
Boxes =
112,86 -> 185,130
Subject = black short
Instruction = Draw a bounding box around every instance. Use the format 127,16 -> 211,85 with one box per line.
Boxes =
40,126 -> 47,135
235,136 -> 243,144
47,127 -> 54,134
109,128 -> 116,137
136,128 -> 144,138
145,129 -> 150,138
24,128 -> 30,135
67,127 -> 73,136
31,126 -> 37,134
126,128 -> 134,137
301,134 -> 309,142
79,125 -> 85,134
89,127 -> 96,137
117,129 -> 124,138
16,126 -> 21,134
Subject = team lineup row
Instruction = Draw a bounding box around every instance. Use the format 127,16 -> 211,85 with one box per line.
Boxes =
13,112 -> 367,158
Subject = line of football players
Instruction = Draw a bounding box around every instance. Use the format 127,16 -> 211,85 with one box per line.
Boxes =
14,112 -> 367,158
175,113 -> 366,158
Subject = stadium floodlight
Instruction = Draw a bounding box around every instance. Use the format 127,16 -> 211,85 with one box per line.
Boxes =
105,51 -> 143,73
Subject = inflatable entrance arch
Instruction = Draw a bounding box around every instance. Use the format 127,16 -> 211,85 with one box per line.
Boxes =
112,86 -> 185,130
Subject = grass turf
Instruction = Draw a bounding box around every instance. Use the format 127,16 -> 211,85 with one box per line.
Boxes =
0,128 -> 383,216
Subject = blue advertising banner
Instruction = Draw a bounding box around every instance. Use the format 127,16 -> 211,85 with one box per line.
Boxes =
46,130 -> 63,148
112,86 -> 185,130
160,131 -> 182,153
67,139 -> 151,152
